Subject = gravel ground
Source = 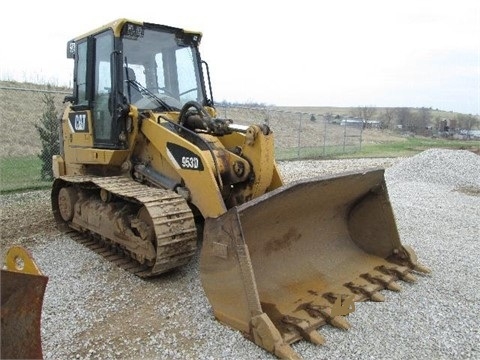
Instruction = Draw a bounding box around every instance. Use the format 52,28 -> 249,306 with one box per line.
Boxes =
1,148 -> 479,360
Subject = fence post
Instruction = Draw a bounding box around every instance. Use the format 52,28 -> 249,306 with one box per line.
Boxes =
297,113 -> 303,159
359,122 -> 363,151
323,116 -> 327,157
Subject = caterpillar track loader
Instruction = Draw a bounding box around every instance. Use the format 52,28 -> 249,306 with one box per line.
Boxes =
52,19 -> 429,359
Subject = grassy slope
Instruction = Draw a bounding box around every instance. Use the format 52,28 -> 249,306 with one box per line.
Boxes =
0,155 -> 52,193
275,105 -> 460,121
0,81 -> 70,157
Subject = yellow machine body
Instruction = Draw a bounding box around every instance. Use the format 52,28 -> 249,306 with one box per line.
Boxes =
50,19 -> 429,358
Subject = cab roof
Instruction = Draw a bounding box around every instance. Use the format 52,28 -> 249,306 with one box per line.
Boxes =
72,18 -> 202,41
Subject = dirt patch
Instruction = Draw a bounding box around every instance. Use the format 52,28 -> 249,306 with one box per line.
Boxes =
0,190 -> 58,258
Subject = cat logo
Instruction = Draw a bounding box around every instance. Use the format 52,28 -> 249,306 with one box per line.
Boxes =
68,112 -> 89,133
74,114 -> 86,131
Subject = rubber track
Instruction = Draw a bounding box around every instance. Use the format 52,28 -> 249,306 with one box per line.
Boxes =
58,175 -> 198,278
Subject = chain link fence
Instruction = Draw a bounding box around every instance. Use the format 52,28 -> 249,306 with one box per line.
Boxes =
0,85 -> 362,192
0,85 -> 70,192
216,104 -> 363,160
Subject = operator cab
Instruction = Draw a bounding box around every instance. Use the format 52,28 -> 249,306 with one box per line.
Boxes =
66,19 -> 210,149
121,23 -> 204,110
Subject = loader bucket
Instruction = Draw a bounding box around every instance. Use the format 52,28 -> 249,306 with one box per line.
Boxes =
1,246 -> 48,360
200,169 -> 429,359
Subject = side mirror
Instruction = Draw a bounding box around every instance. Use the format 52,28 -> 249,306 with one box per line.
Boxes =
64,95 -> 75,104
66,40 -> 75,59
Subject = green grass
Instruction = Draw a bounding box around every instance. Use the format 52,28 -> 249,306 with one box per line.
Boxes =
276,145 -> 360,160
276,137 -> 480,161
0,156 -> 52,193
354,137 -> 480,158
1,137 -> 478,193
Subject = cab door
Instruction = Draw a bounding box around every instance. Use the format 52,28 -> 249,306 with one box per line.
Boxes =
91,31 -> 116,148
71,30 -> 126,149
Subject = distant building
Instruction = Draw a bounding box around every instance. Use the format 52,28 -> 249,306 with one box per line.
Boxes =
340,118 -> 364,127
339,118 -> 381,129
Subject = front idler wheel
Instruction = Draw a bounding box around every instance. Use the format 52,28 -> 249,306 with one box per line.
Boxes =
58,187 -> 78,221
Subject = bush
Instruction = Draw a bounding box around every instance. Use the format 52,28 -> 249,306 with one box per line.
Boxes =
35,94 -> 59,180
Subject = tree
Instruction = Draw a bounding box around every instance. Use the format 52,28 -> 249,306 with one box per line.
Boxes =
352,106 -> 377,121
416,107 -> 432,133
35,94 -> 59,180
324,112 -> 333,123
457,114 -> 479,136
394,107 -> 410,130
433,116 -> 444,132
381,108 -> 396,130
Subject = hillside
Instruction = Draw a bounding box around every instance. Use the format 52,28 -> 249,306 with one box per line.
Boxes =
0,80 -> 476,158
275,105 -> 462,122
0,81 -> 70,157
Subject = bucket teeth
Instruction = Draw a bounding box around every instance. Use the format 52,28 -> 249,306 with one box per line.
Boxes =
344,282 -> 385,302
282,315 -> 326,345
400,272 -> 417,283
328,313 -> 351,330
304,303 -> 351,330
250,313 -> 301,360
361,272 -> 402,292
376,264 -> 417,283
401,245 -> 432,274
274,343 -> 302,360
413,263 -> 431,274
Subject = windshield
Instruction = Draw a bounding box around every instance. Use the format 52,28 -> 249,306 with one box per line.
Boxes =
122,26 -> 205,110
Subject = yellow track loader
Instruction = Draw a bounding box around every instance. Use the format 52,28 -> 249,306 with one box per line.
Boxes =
51,19 -> 429,358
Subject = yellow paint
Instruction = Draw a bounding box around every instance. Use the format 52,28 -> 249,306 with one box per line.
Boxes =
4,246 -> 43,276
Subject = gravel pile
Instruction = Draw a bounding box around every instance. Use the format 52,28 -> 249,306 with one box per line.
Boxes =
386,148 -> 480,187
1,148 -> 479,360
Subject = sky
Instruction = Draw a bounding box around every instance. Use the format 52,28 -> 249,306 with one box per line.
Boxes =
1,0 -> 479,114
